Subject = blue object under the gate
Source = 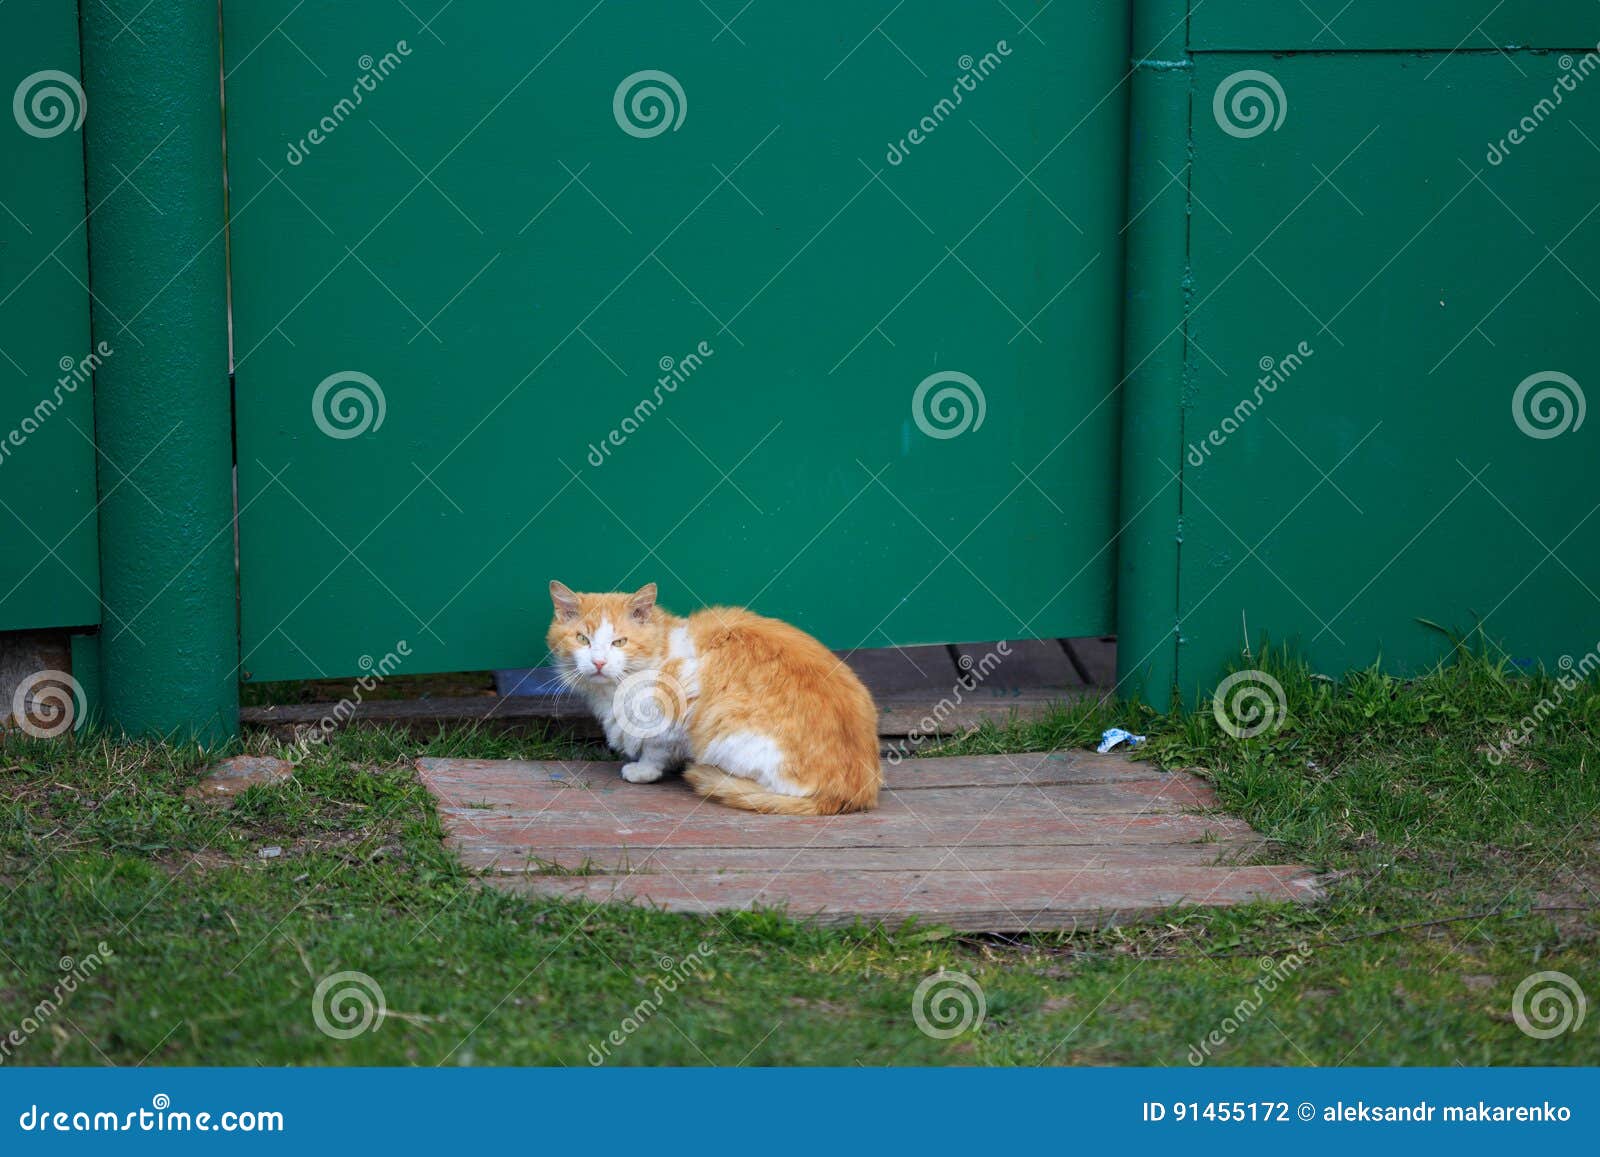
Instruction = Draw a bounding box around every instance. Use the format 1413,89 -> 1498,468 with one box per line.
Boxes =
1097,727 -> 1147,754
493,666 -> 565,697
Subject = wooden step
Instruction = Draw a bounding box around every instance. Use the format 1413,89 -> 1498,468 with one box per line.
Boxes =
414,753 -> 1317,932
495,865 -> 1320,932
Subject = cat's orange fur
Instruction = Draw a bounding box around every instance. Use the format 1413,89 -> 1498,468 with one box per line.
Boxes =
546,582 -> 881,815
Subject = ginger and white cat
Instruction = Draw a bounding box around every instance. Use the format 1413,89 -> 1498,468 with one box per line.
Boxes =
546,581 -> 881,815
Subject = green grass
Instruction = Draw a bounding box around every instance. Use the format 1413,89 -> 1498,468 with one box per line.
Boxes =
2,648 -> 1598,1066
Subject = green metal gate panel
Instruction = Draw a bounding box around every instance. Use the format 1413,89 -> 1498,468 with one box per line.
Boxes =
223,1 -> 1129,682
1178,43 -> 1600,692
1191,2 -> 1598,50
0,0 -> 98,630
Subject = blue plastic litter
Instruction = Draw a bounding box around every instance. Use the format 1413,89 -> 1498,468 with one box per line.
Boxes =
1096,727 -> 1146,754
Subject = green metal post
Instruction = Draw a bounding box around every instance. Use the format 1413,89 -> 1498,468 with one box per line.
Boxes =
79,4 -> 238,743
1115,1 -> 1191,706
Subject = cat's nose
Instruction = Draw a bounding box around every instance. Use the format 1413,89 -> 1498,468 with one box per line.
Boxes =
592,658 -> 607,671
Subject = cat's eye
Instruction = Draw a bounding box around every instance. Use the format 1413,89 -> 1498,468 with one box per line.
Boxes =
613,638 -> 627,647
576,633 -> 589,645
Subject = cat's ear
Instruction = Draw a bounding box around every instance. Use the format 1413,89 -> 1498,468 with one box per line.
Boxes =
549,580 -> 581,621
627,583 -> 657,623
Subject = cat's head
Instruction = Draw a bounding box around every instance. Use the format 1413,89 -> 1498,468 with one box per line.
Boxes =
546,581 -> 667,687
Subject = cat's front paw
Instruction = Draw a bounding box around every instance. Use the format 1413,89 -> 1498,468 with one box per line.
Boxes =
620,762 -> 664,784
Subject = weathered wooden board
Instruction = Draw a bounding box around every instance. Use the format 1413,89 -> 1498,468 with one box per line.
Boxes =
430,776 -> 1216,816
418,750 -> 1183,793
415,753 -> 1317,932
450,841 -> 1266,874
495,866 -> 1320,931
439,808 -> 1259,851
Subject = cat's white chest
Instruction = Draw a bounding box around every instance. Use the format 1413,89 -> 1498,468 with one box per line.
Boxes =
588,665 -> 693,761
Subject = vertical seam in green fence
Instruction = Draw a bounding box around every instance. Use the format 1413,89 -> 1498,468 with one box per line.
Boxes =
1115,1 -> 1192,707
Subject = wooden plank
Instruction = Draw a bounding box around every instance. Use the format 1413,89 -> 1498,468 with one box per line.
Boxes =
953,640 -> 1082,693
413,753 -> 1317,930
432,807 -> 1257,849
417,751 -> 1191,794
493,865 -> 1323,932
1063,636 -> 1117,689
835,645 -> 959,696
456,841 -> 1267,874
428,778 -> 1217,818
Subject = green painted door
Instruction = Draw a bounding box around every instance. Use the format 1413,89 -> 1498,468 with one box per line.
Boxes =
1176,5 -> 1600,692
0,0 -> 98,631
223,1 -> 1130,682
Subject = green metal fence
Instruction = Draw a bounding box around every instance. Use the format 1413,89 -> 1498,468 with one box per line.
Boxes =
1,1 -> 1596,741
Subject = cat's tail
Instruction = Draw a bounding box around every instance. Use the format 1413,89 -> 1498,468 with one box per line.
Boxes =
683,763 -> 873,816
